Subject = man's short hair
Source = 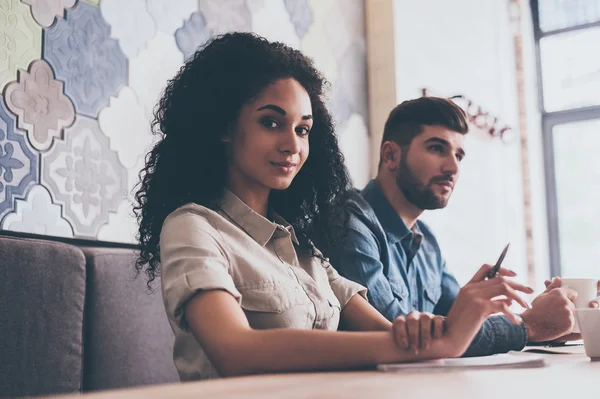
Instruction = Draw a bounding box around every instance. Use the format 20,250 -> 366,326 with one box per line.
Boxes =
381,97 -> 469,150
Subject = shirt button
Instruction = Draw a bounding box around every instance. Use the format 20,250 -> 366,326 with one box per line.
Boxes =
412,301 -> 417,308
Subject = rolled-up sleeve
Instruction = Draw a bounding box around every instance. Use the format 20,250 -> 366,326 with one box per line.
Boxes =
325,259 -> 367,309
160,210 -> 241,331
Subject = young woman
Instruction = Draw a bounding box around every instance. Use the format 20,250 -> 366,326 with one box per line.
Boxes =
134,32 -> 532,381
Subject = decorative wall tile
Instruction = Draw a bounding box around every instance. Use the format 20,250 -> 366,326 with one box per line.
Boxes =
337,113 -> 370,188
284,0 -> 312,38
44,1 -> 127,118
175,11 -> 212,60
99,0 -> 155,58
147,0 -> 196,35
129,32 -> 183,117
1,0 -> 370,245
41,116 -> 127,237
0,95 -> 37,220
4,59 -> 75,151
248,0 -> 300,49
331,43 -> 368,124
1,184 -> 73,237
0,0 -> 42,92
324,0 -> 366,60
301,0 -> 337,83
198,0 -> 251,35
98,86 -> 153,169
22,0 -> 76,28
97,199 -> 138,244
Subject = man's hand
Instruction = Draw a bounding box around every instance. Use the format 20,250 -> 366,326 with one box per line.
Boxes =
520,286 -> 578,342
543,277 -> 600,307
443,264 -> 534,357
392,311 -> 444,354
533,277 -> 600,342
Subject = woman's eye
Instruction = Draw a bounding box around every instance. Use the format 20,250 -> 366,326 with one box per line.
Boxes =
261,118 -> 278,129
296,126 -> 310,136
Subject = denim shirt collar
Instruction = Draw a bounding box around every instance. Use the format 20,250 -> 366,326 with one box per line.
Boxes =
361,179 -> 419,244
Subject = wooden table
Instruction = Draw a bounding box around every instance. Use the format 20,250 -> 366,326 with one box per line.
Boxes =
43,354 -> 598,399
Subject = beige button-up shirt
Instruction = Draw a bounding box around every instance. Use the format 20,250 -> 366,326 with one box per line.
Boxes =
160,189 -> 366,381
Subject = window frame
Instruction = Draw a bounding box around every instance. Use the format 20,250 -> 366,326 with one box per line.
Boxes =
531,0 -> 600,276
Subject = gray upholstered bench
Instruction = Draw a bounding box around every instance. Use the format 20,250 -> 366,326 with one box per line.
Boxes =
0,233 -> 179,398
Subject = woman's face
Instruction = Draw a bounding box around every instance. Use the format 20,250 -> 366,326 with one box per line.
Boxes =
224,78 -> 313,194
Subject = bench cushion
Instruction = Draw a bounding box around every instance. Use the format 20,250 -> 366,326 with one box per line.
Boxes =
80,247 -> 179,391
0,235 -> 86,398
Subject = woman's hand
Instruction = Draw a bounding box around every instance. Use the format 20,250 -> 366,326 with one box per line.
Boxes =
392,311 -> 445,354
443,264 -> 534,357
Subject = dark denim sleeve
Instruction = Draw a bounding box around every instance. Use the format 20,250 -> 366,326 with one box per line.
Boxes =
434,263 -> 528,356
329,227 -> 406,321
462,316 -> 528,357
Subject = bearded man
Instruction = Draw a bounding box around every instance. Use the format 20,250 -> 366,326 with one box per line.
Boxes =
329,97 -> 596,356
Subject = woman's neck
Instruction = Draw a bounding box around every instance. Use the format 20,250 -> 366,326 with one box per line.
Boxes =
225,180 -> 270,217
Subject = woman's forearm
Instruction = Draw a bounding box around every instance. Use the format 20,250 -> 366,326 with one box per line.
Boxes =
339,294 -> 393,332
185,290 -> 458,377
205,328 -> 455,377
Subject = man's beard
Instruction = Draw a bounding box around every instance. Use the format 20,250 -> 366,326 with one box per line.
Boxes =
395,157 -> 452,210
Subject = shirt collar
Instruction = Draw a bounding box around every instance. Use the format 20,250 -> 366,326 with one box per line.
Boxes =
361,179 -> 418,244
219,189 -> 299,247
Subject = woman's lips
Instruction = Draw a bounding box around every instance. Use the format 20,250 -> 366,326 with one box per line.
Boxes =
271,161 -> 297,174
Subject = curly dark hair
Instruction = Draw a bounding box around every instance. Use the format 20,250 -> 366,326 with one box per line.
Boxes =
133,32 -> 352,287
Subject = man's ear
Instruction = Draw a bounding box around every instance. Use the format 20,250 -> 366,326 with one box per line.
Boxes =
380,141 -> 402,171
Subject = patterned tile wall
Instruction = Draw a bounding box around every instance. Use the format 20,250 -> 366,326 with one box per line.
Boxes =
0,0 -> 368,244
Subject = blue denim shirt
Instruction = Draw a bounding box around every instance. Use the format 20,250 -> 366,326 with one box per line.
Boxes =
330,180 -> 527,356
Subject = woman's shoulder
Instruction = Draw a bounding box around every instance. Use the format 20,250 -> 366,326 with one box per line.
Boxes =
162,202 -> 223,236
166,202 -> 215,218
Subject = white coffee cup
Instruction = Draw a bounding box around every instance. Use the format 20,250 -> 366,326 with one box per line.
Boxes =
560,278 -> 599,333
575,309 -> 600,361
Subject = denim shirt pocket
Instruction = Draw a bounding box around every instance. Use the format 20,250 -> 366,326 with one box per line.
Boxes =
423,283 -> 441,313
389,278 -> 409,313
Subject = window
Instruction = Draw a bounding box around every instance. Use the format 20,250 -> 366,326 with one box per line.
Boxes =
531,0 -> 600,277
539,27 -> 600,111
537,0 -> 600,32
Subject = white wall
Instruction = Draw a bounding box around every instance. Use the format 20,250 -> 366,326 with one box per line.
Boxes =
392,0 -> 545,287
520,2 -> 551,291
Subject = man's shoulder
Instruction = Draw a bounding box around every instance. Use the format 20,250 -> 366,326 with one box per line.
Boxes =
346,189 -> 384,235
347,189 -> 369,214
329,190 -> 386,263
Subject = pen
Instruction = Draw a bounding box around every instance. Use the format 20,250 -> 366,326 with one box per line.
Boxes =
487,243 -> 510,279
